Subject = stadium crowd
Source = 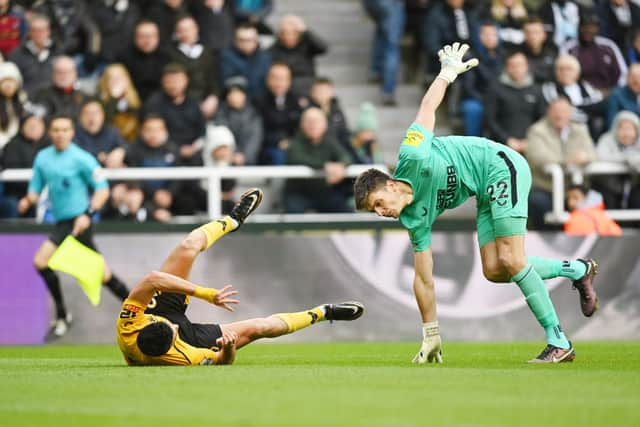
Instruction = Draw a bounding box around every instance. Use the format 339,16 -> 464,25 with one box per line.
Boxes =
0,0 -> 638,229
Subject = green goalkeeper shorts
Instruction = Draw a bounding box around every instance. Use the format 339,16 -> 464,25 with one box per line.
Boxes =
476,147 -> 531,248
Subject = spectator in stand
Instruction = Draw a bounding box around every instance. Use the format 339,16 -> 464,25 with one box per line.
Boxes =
526,97 -> 596,228
521,16 -> 558,83
592,110 -> 640,209
595,0 -> 640,55
362,0 -> 405,106
9,14 -> 59,97
201,124 -> 237,213
117,20 -> 171,102
270,14 -> 328,97
538,0 -> 581,48
0,115 -> 47,218
148,0 -> 189,49
403,0 -> 433,83
33,0 -> 101,76
254,62 -> 302,165
460,21 -> 503,136
484,50 -> 545,154
542,55 -> 606,138
422,0 -> 477,78
628,28 -> 640,63
284,107 -> 352,213
97,63 -> 141,143
192,0 -> 235,54
102,182 -> 147,222
607,63 -> 640,127
170,15 -> 220,120
124,114 -> 178,223
32,55 -> 88,121
564,184 -> 622,236
309,77 -> 351,157
541,54 -> 606,137
0,62 -> 28,152
89,0 -> 141,65
220,23 -> 272,100
75,100 -> 126,169
561,11 -> 628,95
142,63 -> 206,166
482,0 -> 529,49
350,102 -> 382,164
214,76 -> 262,165
232,0 -> 273,35
0,0 -> 26,58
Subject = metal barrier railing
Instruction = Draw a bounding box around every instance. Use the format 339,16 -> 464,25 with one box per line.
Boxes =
544,162 -> 640,224
0,165 -> 387,218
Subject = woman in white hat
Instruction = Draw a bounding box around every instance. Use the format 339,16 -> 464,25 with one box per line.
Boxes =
0,61 -> 29,151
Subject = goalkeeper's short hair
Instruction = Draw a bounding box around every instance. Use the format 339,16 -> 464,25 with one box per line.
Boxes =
137,322 -> 174,356
354,168 -> 391,211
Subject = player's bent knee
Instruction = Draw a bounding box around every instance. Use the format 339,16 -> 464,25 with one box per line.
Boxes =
482,265 -> 506,283
496,251 -> 527,277
179,234 -> 203,253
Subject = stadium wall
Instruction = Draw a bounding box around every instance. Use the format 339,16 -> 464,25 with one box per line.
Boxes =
1,229 -> 639,345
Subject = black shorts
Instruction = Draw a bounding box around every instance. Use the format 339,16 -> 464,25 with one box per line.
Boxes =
146,292 -> 223,349
49,218 -> 98,251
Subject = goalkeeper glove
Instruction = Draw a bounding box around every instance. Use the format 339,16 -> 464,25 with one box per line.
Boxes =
437,42 -> 479,84
412,320 -> 443,364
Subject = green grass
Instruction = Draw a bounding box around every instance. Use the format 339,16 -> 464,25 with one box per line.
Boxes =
1,342 -> 639,427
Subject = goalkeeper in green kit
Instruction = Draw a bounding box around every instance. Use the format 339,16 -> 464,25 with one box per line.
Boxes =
354,43 -> 599,364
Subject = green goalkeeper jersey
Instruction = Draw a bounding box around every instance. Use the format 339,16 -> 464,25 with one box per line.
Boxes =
393,122 -> 503,251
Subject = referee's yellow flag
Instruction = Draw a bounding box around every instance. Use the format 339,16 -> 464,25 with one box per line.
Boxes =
48,236 -> 104,306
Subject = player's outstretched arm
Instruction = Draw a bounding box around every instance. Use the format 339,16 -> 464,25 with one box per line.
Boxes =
414,43 -> 478,133
411,248 -> 443,364
128,271 -> 239,311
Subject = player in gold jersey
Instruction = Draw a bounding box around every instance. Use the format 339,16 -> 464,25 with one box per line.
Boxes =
116,189 -> 364,366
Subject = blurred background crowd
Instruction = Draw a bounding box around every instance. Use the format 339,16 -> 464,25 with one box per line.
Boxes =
0,0 -> 638,229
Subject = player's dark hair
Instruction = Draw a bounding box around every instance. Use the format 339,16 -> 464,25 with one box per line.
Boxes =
137,322 -> 174,356
354,168 -> 392,211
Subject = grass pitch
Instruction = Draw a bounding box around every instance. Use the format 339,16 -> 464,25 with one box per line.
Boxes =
1,342 -> 639,427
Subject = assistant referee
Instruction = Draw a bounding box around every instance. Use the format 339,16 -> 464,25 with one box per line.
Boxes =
18,113 -> 130,339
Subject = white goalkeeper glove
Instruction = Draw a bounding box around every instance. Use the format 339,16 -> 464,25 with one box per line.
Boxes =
437,42 -> 479,84
412,321 -> 443,364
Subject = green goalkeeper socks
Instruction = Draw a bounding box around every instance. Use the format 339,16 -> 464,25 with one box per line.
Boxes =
512,263 -> 570,349
528,257 -> 587,281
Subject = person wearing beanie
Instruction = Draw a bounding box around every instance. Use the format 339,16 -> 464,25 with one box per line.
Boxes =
215,76 -> 263,165
350,101 -> 382,164
0,61 -> 28,151
201,124 -> 237,213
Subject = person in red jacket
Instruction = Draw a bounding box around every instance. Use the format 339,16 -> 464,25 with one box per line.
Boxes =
565,184 -> 622,236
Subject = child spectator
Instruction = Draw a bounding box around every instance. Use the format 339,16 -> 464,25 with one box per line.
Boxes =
564,184 -> 622,236
350,102 -> 382,165
215,76 -> 262,165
